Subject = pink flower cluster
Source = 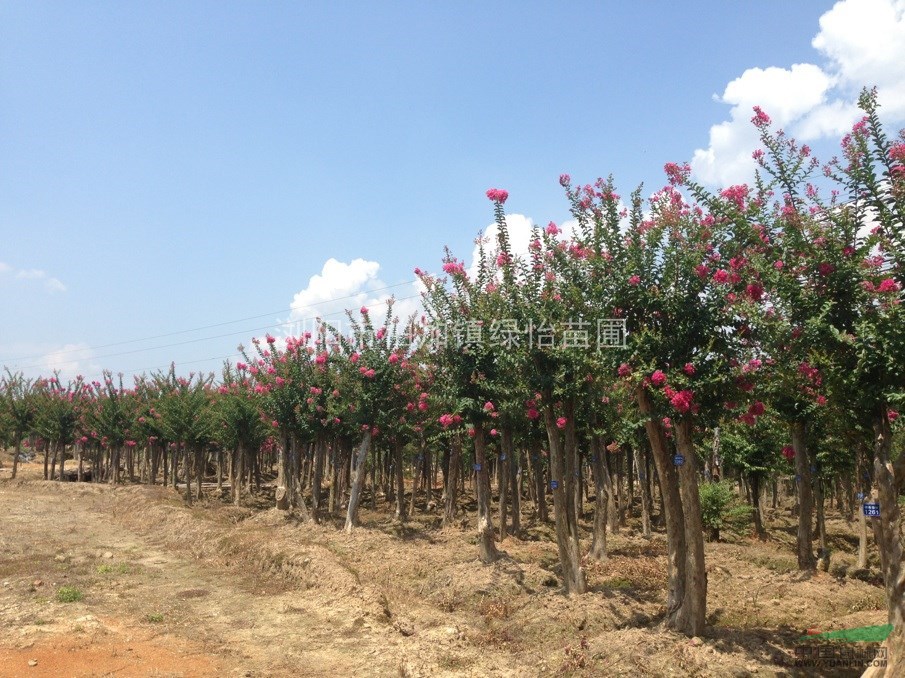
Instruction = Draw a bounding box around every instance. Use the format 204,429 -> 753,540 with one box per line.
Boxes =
439,413 -> 463,428
442,261 -> 466,276
486,188 -> 509,204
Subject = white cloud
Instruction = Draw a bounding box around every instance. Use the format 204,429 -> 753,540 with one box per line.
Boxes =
691,0 -> 905,188
40,343 -> 96,379
0,264 -> 67,293
282,257 -> 421,340
45,278 -> 66,293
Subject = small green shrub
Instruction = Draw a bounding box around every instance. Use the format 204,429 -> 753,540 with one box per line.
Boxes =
700,481 -> 753,541
145,612 -> 164,623
56,586 -> 83,603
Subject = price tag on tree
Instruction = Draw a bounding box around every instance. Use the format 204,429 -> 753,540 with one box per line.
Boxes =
864,503 -> 881,517
473,463 -> 481,471
550,480 -> 559,490
673,454 -> 685,467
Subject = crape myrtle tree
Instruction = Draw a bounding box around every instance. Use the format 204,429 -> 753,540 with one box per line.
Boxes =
565,168 -> 755,634
418,212 -> 518,564
32,373 -> 82,481
337,301 -> 418,532
84,371 -> 138,485
153,366 -> 214,505
1,370 -> 35,480
828,89 -> 905,674
214,361 -> 269,506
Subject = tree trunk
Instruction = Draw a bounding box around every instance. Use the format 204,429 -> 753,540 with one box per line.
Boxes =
183,443 -> 192,505
510,445 -> 522,534
443,437 -> 461,527
530,438 -> 548,522
791,421 -> 816,570
589,435 -> 609,561
750,473 -> 766,540
276,432 -> 291,511
638,387 -> 688,631
345,431 -> 372,533
312,435 -> 326,517
498,427 -> 513,540
867,404 -> 905,675
543,397 -> 586,594
673,418 -> 707,637
394,439 -> 406,521
473,427 -> 499,564
636,446 -> 653,539
11,440 -> 21,479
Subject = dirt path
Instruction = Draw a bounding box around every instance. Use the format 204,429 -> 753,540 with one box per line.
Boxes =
0,481 -> 412,677
0,468 -> 890,677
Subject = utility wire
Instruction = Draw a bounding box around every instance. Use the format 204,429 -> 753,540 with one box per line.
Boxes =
0,279 -> 418,363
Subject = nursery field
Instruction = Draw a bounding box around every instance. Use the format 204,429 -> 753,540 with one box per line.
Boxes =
0,455 -> 889,678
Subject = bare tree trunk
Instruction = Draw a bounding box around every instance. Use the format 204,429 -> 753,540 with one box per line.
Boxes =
866,404 -> 905,676
792,421 -> 816,569
815,472 -> 829,570
636,446 -> 652,538
590,435 -> 609,561
498,427 -> 512,540
443,437 -> 461,527
183,443 -> 192,505
11,440 -> 21,479
312,435 -> 326,517
394,439 -> 406,521
345,432 -> 372,533
473,427 -> 499,563
638,387 -> 687,631
529,438 -> 548,522
543,396 -> 586,594
510,446 -> 522,534
750,473 -> 767,540
674,419 -> 707,637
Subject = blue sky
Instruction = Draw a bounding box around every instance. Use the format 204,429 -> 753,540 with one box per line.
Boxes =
2,0 -> 904,382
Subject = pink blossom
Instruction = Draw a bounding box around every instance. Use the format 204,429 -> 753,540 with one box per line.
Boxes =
712,269 -> 730,284
878,278 -> 901,293
389,353 -> 399,364
694,264 -> 709,279
628,275 -> 641,286
782,445 -> 795,460
526,408 -> 540,420
556,417 -> 567,430
496,252 -> 510,266
315,352 -> 327,365
272,420 -> 280,428
670,390 -> 694,413
664,162 -> 690,186
486,188 -> 509,204
545,222 -> 560,236
748,401 -> 765,416
442,261 -> 466,276
683,363 -> 696,376
350,352 -> 360,363
483,401 -> 495,412
650,370 -> 667,387
559,174 -> 571,187
889,409 -> 899,422
774,260 -> 784,270
418,401 -> 428,411
817,262 -> 835,276
360,306 -> 368,315
618,363 -> 632,378
275,377 -> 285,387
816,395 -> 827,406
746,283 -> 764,301
751,106 -> 771,127
489,428 -> 498,437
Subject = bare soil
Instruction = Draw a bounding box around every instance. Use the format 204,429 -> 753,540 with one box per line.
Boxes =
0,458 -> 888,677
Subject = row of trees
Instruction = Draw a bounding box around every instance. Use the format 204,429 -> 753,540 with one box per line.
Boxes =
2,87 -> 903,667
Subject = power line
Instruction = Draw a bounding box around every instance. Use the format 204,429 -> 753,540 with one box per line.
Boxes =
0,279 -> 418,363
4,291 -> 423,372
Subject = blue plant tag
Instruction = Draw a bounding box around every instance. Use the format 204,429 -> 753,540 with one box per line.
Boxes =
550,480 -> 559,490
673,454 -> 685,466
499,454 -> 506,461
864,503 -> 880,517
856,492 -> 865,501
473,463 -> 481,471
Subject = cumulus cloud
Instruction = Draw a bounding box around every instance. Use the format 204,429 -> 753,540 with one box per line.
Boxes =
283,257 -> 421,339
691,0 -> 905,187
